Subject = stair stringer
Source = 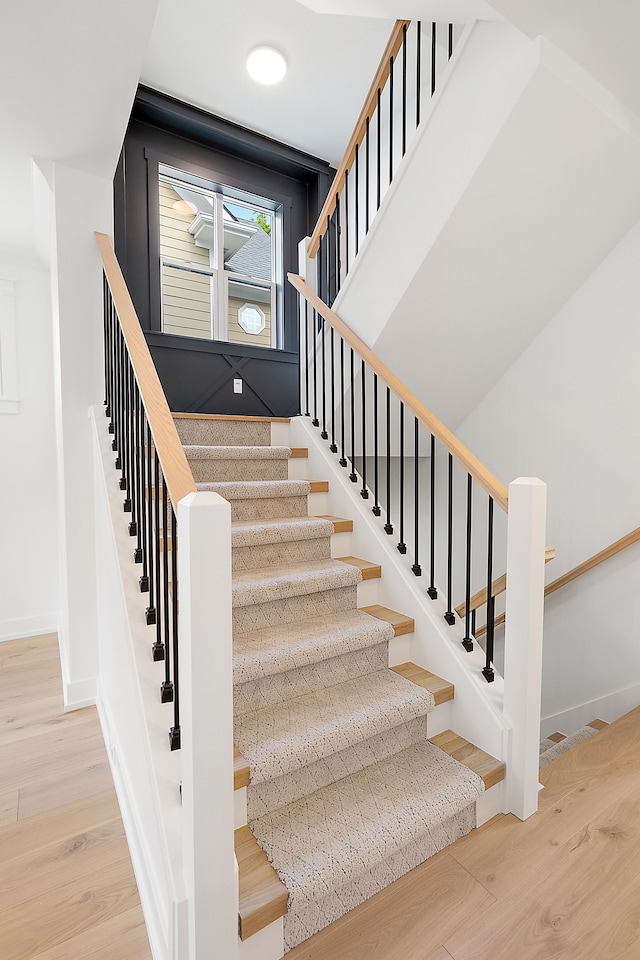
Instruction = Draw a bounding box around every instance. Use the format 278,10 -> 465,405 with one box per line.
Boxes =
288,416 -> 511,795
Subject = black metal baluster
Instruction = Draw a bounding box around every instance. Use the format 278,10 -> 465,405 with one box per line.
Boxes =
335,192 -> 341,296
304,296 -> 310,416
355,143 -> 359,257
448,22 -> 454,60
398,402 -> 406,554
160,474 -> 173,703
113,326 -> 121,456
349,348 -> 357,483
330,327 -> 337,453
320,317 -> 328,439
416,21 -> 422,128
483,499 -> 496,682
145,423 -> 156,623
324,219 -> 329,305
339,337 -> 347,467
471,608 -> 476,638
365,117 -> 370,235
431,22 -> 437,96
412,417 -> 421,575
123,353 -> 132,513
139,403 -> 149,593
152,451 -> 164,660
169,506 -> 181,749
384,387 -> 393,535
103,275 -> 111,420
360,359 -> 368,498
372,373 -> 381,516
444,452 -> 456,624
428,433 -> 437,598
376,88 -> 382,210
131,379 -> 143,560
344,170 -> 349,279
462,473 -> 474,651
327,214 -> 333,304
312,308 -> 319,427
389,55 -> 394,184
402,22 -> 407,157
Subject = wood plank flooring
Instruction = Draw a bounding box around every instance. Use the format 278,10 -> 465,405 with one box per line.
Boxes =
287,705 -> 640,960
0,634 -> 151,960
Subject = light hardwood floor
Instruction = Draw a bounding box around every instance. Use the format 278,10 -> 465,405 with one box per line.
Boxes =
288,705 -> 640,960
0,634 -> 151,960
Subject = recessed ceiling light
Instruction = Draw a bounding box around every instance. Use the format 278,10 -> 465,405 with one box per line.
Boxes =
246,46 -> 287,85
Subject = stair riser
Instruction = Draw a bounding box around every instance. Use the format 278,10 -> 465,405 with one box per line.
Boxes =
246,716 -> 427,819
232,537 -> 331,573
234,642 -> 389,716
228,496 -> 309,522
188,459 -> 289,482
280,805 -> 476,952
232,585 -> 358,635
174,419 -> 271,446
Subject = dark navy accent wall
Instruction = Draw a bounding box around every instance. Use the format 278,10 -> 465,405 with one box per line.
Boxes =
114,86 -> 334,417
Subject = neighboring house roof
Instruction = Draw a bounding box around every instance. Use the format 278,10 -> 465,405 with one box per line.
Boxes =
225,224 -> 272,281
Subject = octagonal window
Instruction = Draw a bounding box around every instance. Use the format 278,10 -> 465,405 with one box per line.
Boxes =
238,302 -> 266,335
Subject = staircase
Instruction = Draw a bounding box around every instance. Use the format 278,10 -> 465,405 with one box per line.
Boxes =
174,413 -> 503,953
539,719 -> 608,769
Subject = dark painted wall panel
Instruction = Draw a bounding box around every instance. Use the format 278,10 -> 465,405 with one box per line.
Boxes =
114,87 -> 333,416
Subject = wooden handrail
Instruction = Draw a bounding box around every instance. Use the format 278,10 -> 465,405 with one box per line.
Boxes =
307,20 -> 411,259
474,529 -> 640,638
95,232 -> 197,507
289,272 -> 509,511
544,527 -> 640,598
456,547 -> 556,619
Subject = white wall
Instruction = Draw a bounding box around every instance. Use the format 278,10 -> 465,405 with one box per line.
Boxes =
50,163 -> 114,706
0,256 -> 58,641
456,216 -> 640,726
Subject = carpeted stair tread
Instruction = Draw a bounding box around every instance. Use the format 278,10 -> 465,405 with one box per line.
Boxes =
196,479 -> 310,500
235,669 -> 435,785
232,516 -> 334,549
233,608 -> 394,685
539,724 -> 599,768
232,558 -> 361,609
184,444 -> 292,460
250,740 -> 484,940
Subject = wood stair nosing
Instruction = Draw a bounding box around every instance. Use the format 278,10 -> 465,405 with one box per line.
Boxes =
315,514 -> 354,534
234,745 -> 250,791
429,729 -> 505,791
309,480 -> 329,493
360,604 -> 414,637
391,663 -> 454,706
336,556 -> 382,580
235,826 -> 289,940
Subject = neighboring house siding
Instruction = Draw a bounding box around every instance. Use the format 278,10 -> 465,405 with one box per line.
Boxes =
159,182 -> 209,266
227,295 -> 271,349
162,265 -> 212,340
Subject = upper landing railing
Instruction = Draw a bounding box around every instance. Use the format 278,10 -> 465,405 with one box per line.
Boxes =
308,19 -> 460,306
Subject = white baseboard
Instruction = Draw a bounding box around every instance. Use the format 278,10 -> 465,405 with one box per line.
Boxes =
237,918 -> 284,960
541,681 -> 640,738
0,614 -> 58,642
63,676 -> 97,711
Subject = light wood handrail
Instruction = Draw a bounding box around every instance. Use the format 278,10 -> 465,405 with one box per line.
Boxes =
544,528 -> 640,598
289,272 -> 509,511
95,232 -> 197,508
307,20 -> 411,259
456,547 -> 555,619
474,529 -> 640,638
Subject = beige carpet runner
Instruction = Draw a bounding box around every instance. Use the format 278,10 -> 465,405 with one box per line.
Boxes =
175,416 -> 484,951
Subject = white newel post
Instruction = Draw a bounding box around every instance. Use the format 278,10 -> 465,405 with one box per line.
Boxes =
503,477 -> 547,821
178,491 -> 236,959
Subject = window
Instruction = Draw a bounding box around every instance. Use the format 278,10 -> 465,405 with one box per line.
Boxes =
158,165 -> 282,349
238,303 -> 265,335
